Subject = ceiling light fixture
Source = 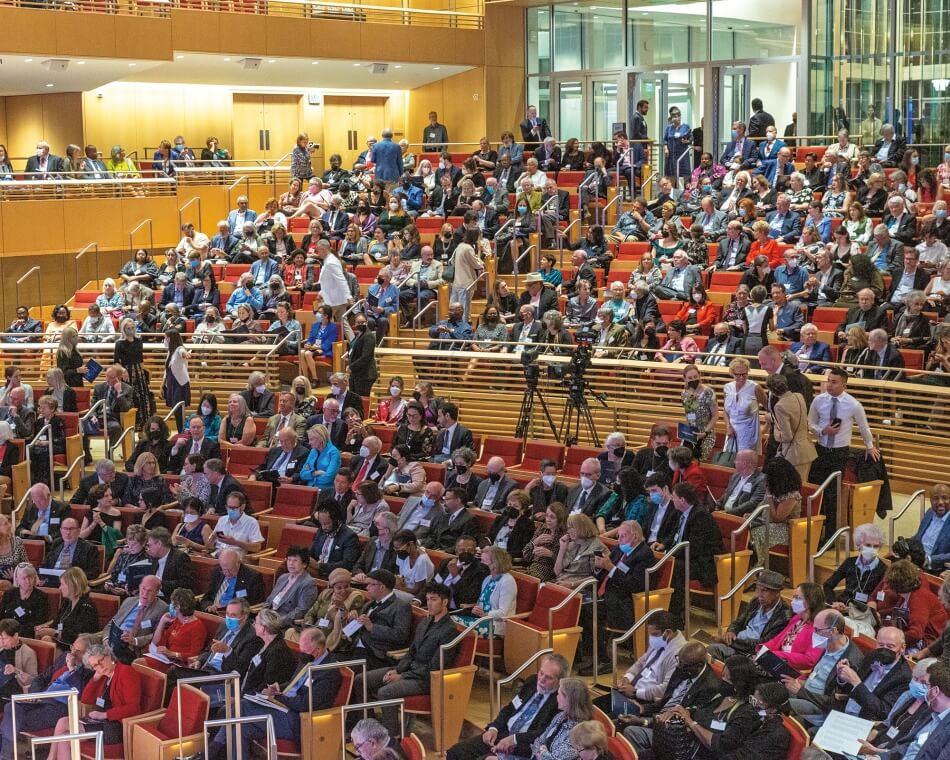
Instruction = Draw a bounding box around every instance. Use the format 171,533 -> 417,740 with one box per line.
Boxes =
176,55 -> 184,59
77,60 -> 86,65
394,65 -> 401,69
128,63 -> 137,67
24,58 -> 33,63
433,66 -> 441,70
267,59 -> 276,63
46,83 -> 54,88
224,57 -> 231,61
311,61 -> 320,65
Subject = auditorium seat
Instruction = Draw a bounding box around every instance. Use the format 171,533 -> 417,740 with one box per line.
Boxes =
22,637 -> 56,674
190,555 -> 219,597
475,436 -> 524,468
562,445 -> 601,477
252,523 -> 318,562
502,582 -> 582,674
223,445 -> 268,476
607,734 -> 638,760
241,479 -> 274,513
128,684 -> 210,760
400,733 -> 426,760
271,484 -> 320,520
513,439 -> 565,473
769,482 -> 825,588
89,592 -> 120,629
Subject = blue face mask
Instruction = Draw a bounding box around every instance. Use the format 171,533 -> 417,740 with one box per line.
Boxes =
618,543 -> 633,554
649,491 -> 663,505
227,508 -> 242,521
909,680 -> 929,700
945,152 -> 950,163
517,206 -> 528,214
225,616 -> 241,632
731,130 -> 738,140
313,313 -> 323,325
167,604 -> 177,619
937,209 -> 947,220
421,496 -> 435,508
702,185 -> 711,194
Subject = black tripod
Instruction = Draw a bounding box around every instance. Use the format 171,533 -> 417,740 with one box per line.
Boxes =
515,373 -> 560,441
559,377 -> 609,447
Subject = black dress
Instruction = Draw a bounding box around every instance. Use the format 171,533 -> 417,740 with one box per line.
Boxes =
57,349 -> 85,388
53,594 -> 100,646
114,337 -> 155,429
29,415 -> 66,486
0,587 -> 49,638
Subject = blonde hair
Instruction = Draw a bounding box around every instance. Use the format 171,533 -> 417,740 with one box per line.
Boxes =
133,451 -> 160,477
566,513 -> 598,539
308,424 -> 330,447
57,326 -> 79,360
61,566 -> 90,598
728,357 -> 751,374
570,721 -> 608,753
484,546 -> 513,574
119,317 -> 136,340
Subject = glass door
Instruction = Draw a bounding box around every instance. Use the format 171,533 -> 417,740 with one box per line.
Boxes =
556,79 -> 585,141
552,73 -> 623,143
591,78 -> 620,142
719,67 -> 751,140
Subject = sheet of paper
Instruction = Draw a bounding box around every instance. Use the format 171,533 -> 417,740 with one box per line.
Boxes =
343,619 -> 363,637
813,711 -> 875,756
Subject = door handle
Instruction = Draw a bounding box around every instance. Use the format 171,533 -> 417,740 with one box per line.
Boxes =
258,130 -> 264,151
265,130 -> 271,151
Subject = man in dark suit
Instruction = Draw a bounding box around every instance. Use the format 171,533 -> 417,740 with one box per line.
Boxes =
82,366 -> 134,461
493,154 -> 518,194
887,249 -> 932,307
519,105 -> 551,153
708,569 -> 791,659
632,429 -> 673,481
882,198 -> 918,248
719,121 -> 757,169
472,458 -> 518,513
160,272 -> 195,309
782,608 -> 866,727
307,396 -> 347,449
540,177 -> 570,222
564,457 -> 611,517
40,518 -> 100,585
643,474 -> 679,548
434,154 -> 462,188
715,221 -> 751,270
24,141 -> 61,178
790,325 -> 834,374
471,201 -> 500,240
71,459 -> 130,506
766,198 -> 803,244
747,98 -> 776,137
138,526 -> 196,599
354,512 -> 399,579
861,328 -> 906,382
509,304 -> 544,346
831,626 -> 911,722
561,250 -> 597,296
425,488 -> 478,551
871,123 -> 905,167
433,402 -> 474,464
835,289 -> 888,343
349,435 -> 387,486
517,274 -> 558,317
427,173 -> 459,217
240,375 -> 275,418
578,520 -> 653,675
250,427 -> 309,485
17,484 -> 70,543
346,318 -> 378,398
771,284 -> 804,341
446,652 -> 568,760
717,449 -> 767,515
361,582 -> 460,737
621,641 -> 722,753
914,484 -> 950,574
320,471 -> 355,513
578,159 -> 609,219
320,197 -> 350,240
199,548 -> 266,613
432,535 -> 488,610
534,137 -> 562,173
655,483 -> 723,629
346,569 -> 412,671
309,502 -> 361,578
166,416 -> 221,473
701,323 -> 745,367
204,458 -> 248,515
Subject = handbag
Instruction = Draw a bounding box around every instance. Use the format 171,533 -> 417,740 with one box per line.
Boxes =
713,436 -> 738,467
442,252 -> 456,283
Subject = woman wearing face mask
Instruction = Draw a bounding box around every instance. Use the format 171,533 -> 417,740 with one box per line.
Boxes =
172,497 -> 213,552
722,357 -> 760,454
184,393 -> 221,443
663,108 -> 692,181
444,447 -> 481,503
453,546 -> 518,637
192,306 -> 225,345
674,284 -> 717,336
714,682 -> 793,760
487,492 -> 534,560
392,401 -> 434,462
144,588 -> 206,674
380,444 -> 425,497
761,581 -> 825,670
664,655 -> 762,760
44,304 -> 73,345
870,559 -> 948,649
678,365 -> 717,462
523,503 -> 568,583
823,522 -> 887,615
102,525 -> 148,596
596,466 -> 648,536
114,317 -> 156,429
857,657 -> 940,757
301,306 -> 337,384
390,529 -> 434,600
289,376 -> 317,419
162,329 -> 191,434
750,457 -> 802,566
132,486 -> 168,530
378,195 -> 409,239
374,375 -> 406,425
345,481 -> 388,537
554,514 -> 606,592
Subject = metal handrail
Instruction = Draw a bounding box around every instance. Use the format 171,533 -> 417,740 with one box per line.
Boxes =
129,218 -> 154,258
81,398 -> 110,465
717,565 -> 764,635
163,401 -> 187,425
731,502 -> 771,586
558,219 -> 582,267
806,470 -> 842,579
641,171 -> 660,193
32,731 -> 103,760
204,714 -> 276,760
494,217 -> 515,240
227,176 -> 251,213
342,299 -> 367,320
15,267 -> 42,318
307,658 -> 367,716
466,269 -> 490,296
547,577 -> 599,681
178,196 -> 203,233
59,454 -> 87,500
264,332 -> 291,359
602,193 -> 624,225
644,541 -> 691,637
811,527 -> 852,585
108,425 -> 136,460
496,648 -> 554,711
439,616 -> 493,749
610,608 -> 668,686
511,244 -> 537,293
25,422 -> 54,492
179,671 -> 242,760
271,151 -> 293,168
11,687 -> 82,760
889,489 -> 927,545
75,242 -> 100,293
412,300 -> 439,329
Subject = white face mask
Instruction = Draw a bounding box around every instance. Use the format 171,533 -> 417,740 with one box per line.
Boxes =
648,634 -> 667,651
579,476 -> 594,490
359,445 -> 371,458
541,474 -> 557,487
389,386 -> 401,397
183,513 -> 199,524
811,631 -> 829,649
254,384 -> 267,395
790,597 -> 806,615
692,293 -> 703,303
860,545 -> 878,561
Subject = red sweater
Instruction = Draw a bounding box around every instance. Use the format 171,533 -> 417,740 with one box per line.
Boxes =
872,581 -> 949,647
675,301 -> 718,332
673,461 -> 708,493
746,238 -> 783,269
81,662 -> 142,721
763,613 -> 823,671
157,617 -> 208,659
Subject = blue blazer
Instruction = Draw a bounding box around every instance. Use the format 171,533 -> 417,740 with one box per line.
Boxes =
765,210 -> 802,244
789,340 -> 832,373
719,138 -> 756,168
758,138 -> 786,162
372,139 -> 403,182
306,321 -> 338,357
298,442 -> 341,489
227,209 -> 258,233
914,509 -> 950,570
250,258 -> 280,284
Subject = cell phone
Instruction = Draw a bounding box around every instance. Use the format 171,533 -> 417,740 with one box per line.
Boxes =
831,418 -> 841,427
215,530 -> 225,537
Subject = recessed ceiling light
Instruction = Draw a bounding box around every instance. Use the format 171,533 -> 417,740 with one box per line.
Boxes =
353,63 -> 361,67
128,63 -> 137,67
311,61 -> 319,65
24,58 -> 33,63
267,59 -> 276,63
433,66 -> 441,70
176,55 -> 184,59
224,57 -> 231,62
45,83 -> 54,88
394,65 -> 401,69
77,60 -> 86,65
394,80 -> 400,83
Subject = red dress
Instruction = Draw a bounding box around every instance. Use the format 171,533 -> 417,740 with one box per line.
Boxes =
144,617 -> 208,673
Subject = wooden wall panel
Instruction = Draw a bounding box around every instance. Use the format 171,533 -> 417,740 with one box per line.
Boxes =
264,17 -> 300,56
3,96 -> 45,159
361,23 -> 410,62
1,93 -> 84,158
83,85 -> 139,158
64,199 -> 127,253
177,186 -> 231,230
454,29 -> 485,66
0,8 -> 58,57
300,98 -> 325,174
42,93 -> 84,155
1,201 -> 66,256
218,14 -> 268,56
114,16 -> 173,60
171,11 -> 221,52
307,19 -> 361,56
485,65 -> 524,144
121,196 -> 179,256
409,68 -> 484,148
55,13 -> 117,58
484,5 -> 523,69
0,99 -> 7,149
408,26 -> 452,64
184,90 -> 234,157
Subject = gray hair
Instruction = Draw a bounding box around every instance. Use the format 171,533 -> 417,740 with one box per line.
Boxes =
255,608 -> 284,635
873,223 -> 889,237
83,642 -> 114,667
375,511 -> 398,532
853,523 -> 883,546
381,128 -> 394,139
789,172 -> 805,183
905,290 -> 926,307
914,656 -> 939,678
605,431 -> 626,448
881,122 -> 895,135
352,717 -> 389,745
13,562 -> 37,584
541,651 -> 570,678
95,459 -> 116,477
868,328 -> 889,343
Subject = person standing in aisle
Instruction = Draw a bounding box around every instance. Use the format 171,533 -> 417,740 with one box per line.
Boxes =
163,330 -> 191,434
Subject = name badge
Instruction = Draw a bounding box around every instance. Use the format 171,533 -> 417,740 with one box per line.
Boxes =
887,726 -> 900,739
236,590 -> 247,598
854,592 -> 869,603
252,654 -> 262,667
419,519 -> 431,527
96,697 -> 106,708
14,607 -> 25,618
710,720 -> 727,732
141,619 -> 152,630
512,695 -> 523,709
617,562 -> 630,574
57,623 -> 63,632
877,591 -> 886,601
686,412 -> 697,424
50,518 -> 61,525
741,483 -> 752,493
117,573 -> 127,583
318,618 -> 331,628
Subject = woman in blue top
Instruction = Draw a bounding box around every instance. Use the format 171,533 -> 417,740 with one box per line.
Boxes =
96,279 -> 125,311
663,107 -> 692,180
186,392 -> 221,442
538,254 -> 563,287
298,424 -> 340,489
301,305 -> 338,382
267,301 -> 302,356
363,267 -> 400,344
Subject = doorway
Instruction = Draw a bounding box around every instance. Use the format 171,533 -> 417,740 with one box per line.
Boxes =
718,67 -> 751,145
551,74 -> 624,145
232,94 -> 302,161
323,96 -> 389,168
633,68 -> 704,174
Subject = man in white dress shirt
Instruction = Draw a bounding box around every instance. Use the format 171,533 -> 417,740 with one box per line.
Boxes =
316,240 -> 353,339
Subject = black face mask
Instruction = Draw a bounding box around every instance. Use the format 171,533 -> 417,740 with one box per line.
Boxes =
355,324 -> 368,334
295,386 -> 306,395
871,648 -> 898,666
396,549 -> 410,560
714,333 -> 728,343
644,326 -> 656,337
412,391 -> 421,401
388,457 -> 398,467
149,431 -> 162,440
677,664 -> 703,680
458,551 -> 475,565
489,472 -> 501,484
506,508 -> 521,520
376,277 -> 385,285
654,445 -> 669,458
687,379 -> 700,390
454,464 -> 468,475
613,446 -> 626,457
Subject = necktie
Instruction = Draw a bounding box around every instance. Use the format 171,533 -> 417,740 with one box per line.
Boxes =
209,484 -> 220,507
675,514 -> 688,543
577,490 -> 589,512
31,509 -> 49,536
55,543 -> 74,569
277,416 -> 287,431
130,604 -> 147,638
354,459 -> 370,487
667,677 -> 693,707
217,576 -> 237,607
191,439 -> 201,455
509,691 -> 545,733
823,396 -> 840,448
630,646 -> 666,687
320,536 -> 333,563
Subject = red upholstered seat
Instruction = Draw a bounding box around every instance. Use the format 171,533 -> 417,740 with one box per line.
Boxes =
514,439 -> 565,473
272,484 -> 320,519
404,630 -> 476,712
226,445 -> 268,476
782,715 -> 809,759
476,436 -> 524,467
